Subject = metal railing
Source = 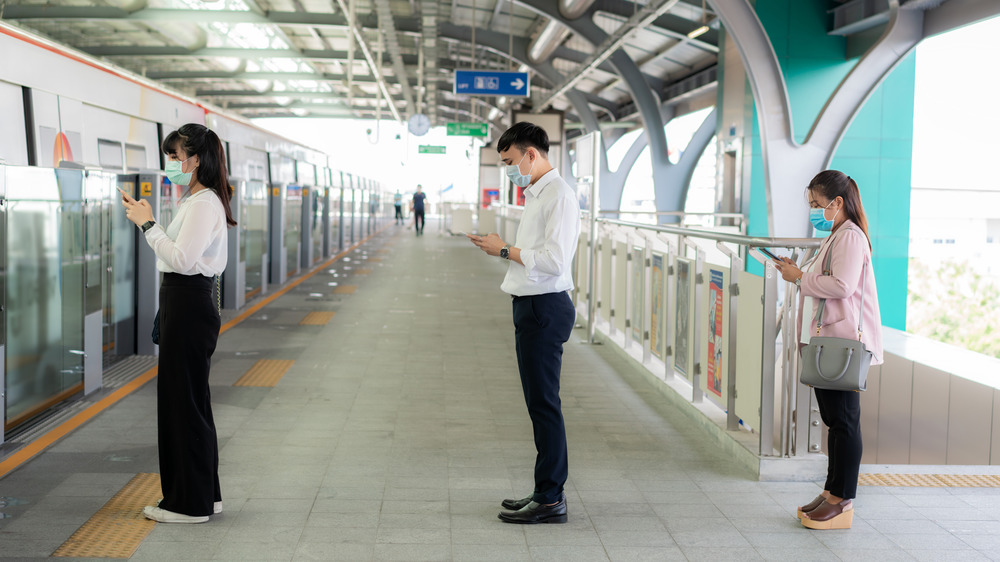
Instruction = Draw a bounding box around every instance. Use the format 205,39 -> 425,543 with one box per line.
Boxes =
489,201 -> 829,462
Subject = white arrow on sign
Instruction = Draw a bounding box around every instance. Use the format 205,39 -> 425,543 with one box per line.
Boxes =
511,78 -> 525,90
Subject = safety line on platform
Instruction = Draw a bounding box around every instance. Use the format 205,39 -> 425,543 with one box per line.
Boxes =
234,359 -> 296,387
51,473 -> 161,558
300,311 -> 336,325
860,473 -> 1000,488
0,226 -> 390,480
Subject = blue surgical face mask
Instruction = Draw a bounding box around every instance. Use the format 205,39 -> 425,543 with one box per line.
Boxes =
164,156 -> 194,186
505,152 -> 534,188
809,200 -> 839,232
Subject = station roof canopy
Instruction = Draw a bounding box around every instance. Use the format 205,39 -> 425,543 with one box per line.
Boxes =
2,0 -> 984,129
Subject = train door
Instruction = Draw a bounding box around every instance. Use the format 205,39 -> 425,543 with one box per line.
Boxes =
107,175 -> 138,361
243,179 -> 268,299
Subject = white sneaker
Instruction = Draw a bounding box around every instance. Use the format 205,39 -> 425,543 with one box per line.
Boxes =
156,499 -> 221,515
143,505 -> 209,524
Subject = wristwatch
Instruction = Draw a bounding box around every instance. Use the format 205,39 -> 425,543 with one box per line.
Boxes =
500,244 -> 511,260
794,274 -> 802,288
140,220 -> 156,233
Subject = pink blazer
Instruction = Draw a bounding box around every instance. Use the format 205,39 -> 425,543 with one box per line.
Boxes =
797,220 -> 884,365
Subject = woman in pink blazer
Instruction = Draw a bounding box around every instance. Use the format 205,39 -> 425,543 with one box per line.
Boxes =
775,170 -> 883,531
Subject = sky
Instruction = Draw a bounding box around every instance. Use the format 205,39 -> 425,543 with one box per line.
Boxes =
911,15 -> 1000,191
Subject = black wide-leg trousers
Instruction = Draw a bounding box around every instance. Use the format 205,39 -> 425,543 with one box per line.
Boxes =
512,291 -> 576,505
814,388 -> 862,500
156,273 -> 222,517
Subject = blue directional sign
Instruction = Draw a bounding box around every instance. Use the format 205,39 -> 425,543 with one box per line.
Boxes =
454,70 -> 530,97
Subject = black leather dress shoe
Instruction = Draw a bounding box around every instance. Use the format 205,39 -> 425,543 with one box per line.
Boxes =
497,499 -> 567,524
501,495 -> 533,510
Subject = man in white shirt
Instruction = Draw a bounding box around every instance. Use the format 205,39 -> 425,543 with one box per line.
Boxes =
468,122 -> 580,524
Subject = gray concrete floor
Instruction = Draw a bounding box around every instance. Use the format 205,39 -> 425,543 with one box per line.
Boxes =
2,222 -> 1000,561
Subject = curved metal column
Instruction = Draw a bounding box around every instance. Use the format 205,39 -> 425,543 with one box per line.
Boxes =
603,130 -> 649,215
516,0 -> 677,218
663,107 -> 717,210
710,0 -> 922,237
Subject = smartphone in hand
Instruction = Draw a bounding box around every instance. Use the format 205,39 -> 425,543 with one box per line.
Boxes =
117,186 -> 131,202
757,247 -> 781,262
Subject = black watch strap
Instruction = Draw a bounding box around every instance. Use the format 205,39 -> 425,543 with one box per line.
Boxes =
140,220 -> 156,233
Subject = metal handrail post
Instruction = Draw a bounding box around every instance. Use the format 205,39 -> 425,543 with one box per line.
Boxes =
587,177 -> 599,344
656,232 -> 677,380
683,238 -> 705,404
716,240 -> 743,431
758,255 -> 779,456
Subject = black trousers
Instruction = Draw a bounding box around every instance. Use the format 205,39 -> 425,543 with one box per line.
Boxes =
157,273 -> 222,517
414,209 -> 425,232
814,388 -> 862,500
394,205 -> 403,222
512,292 -> 576,504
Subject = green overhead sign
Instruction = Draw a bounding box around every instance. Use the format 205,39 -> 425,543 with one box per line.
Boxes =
446,122 -> 488,137
418,145 -> 447,154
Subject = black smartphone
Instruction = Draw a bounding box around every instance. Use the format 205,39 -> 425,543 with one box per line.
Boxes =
757,247 -> 781,262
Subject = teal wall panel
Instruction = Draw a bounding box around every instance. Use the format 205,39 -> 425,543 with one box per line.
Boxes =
740,0 -> 915,329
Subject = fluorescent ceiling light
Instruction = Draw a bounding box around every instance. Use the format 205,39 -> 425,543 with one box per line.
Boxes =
687,25 -> 709,39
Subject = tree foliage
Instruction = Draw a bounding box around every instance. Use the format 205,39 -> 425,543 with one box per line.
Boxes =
907,258 -> 1000,358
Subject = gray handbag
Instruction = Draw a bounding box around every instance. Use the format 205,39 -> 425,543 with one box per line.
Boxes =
799,245 -> 872,392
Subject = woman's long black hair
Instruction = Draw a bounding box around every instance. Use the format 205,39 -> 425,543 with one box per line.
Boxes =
808,169 -> 870,251
162,123 -> 237,227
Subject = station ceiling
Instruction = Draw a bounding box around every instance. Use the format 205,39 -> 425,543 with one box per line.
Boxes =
2,0 -> 855,129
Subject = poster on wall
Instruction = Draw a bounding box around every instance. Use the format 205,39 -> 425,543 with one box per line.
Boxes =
631,247 -> 644,344
674,258 -> 691,377
707,269 -> 724,397
650,253 -> 664,359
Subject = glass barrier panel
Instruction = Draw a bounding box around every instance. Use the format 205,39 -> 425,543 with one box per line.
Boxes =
243,180 -> 267,298
310,188 -> 322,263
4,167 -> 84,427
109,177 -> 136,358
286,185 -> 302,276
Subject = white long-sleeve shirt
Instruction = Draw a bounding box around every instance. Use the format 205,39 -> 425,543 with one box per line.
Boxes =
501,169 -> 580,296
144,188 -> 228,276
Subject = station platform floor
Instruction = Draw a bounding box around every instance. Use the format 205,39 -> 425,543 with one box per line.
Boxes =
2,223 -> 1000,561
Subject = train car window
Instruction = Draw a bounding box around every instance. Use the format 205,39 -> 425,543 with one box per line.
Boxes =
98,139 -> 124,171
125,144 -> 146,172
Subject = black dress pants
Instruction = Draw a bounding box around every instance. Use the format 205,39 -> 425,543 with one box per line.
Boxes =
414,209 -> 425,232
394,205 -> 403,222
814,388 -> 862,500
512,292 -> 576,504
157,273 -> 222,517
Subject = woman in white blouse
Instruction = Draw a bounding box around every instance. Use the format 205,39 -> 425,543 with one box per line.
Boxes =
121,123 -> 235,524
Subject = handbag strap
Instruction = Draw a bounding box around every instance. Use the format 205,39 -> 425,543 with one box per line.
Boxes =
812,227 -> 867,340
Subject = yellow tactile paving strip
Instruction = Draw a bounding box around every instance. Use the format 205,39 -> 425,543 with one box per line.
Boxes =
859,473 -> 1000,487
52,472 -> 161,558
333,285 -> 357,294
300,311 -> 336,325
234,359 -> 295,387
355,268 -> 372,274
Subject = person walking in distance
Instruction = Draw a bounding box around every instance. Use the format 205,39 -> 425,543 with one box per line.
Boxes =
468,122 -> 580,524
393,190 -> 403,224
412,185 -> 427,235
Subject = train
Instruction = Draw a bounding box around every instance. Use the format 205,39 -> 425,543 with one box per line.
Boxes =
0,22 -> 388,440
